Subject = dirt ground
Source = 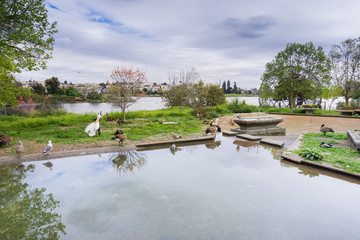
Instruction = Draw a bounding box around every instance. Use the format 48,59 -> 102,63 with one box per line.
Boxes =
219,113 -> 360,136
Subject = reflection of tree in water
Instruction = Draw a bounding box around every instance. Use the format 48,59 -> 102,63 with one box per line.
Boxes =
110,151 -> 147,174
298,169 -> 320,178
262,144 -> 283,160
0,164 -> 66,239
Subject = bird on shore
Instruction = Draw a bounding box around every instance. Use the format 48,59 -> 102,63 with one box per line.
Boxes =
85,113 -> 102,137
320,124 -> 334,136
205,123 -> 222,134
320,142 -> 333,148
171,133 -> 182,139
230,119 -> 235,125
111,129 -> 127,145
16,140 -> 24,154
0,132 -> 13,147
42,140 -> 53,154
237,114 -> 241,119
105,112 -> 114,121
116,118 -> 124,125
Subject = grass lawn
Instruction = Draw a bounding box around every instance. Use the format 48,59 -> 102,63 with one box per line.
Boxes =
294,133 -> 360,174
0,107 -> 206,156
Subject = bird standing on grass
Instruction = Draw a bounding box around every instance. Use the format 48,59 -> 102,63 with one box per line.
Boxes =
0,132 -> 13,147
111,129 -> 127,145
320,124 -> 334,136
105,112 -> 114,121
16,140 -> 24,154
42,140 -> 53,154
116,118 -> 124,125
85,112 -> 102,137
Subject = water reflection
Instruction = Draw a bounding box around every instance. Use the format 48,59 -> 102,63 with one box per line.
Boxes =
109,151 -> 147,174
205,140 -> 221,150
0,164 -> 66,239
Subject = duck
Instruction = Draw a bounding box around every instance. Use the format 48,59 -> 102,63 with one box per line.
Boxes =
0,132 -> 13,147
42,140 -> 53,154
320,142 -> 333,148
111,129 -> 127,145
105,112 -> 114,121
320,124 -> 334,136
16,140 -> 24,154
43,161 -> 53,168
171,132 -> 182,139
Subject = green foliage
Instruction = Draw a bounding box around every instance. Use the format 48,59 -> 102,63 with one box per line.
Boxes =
226,99 -> 259,113
353,90 -> 360,100
45,77 -> 60,94
299,148 -> 324,160
0,0 -> 57,72
260,42 -> 331,106
31,82 -> 46,95
87,91 -> 102,100
67,89 -> 82,97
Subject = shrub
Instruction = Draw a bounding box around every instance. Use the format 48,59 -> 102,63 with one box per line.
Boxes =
299,148 -> 324,161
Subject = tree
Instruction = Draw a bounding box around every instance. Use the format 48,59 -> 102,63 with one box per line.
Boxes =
227,80 -> 231,93
222,81 -> 226,93
162,68 -> 200,107
233,81 -> 238,94
45,76 -> 60,94
31,82 -> 46,95
206,84 -> 226,106
0,0 -> 57,107
260,42 -> 331,108
1,0 -> 57,72
329,38 -> 360,105
322,83 -> 342,110
110,66 -> 147,122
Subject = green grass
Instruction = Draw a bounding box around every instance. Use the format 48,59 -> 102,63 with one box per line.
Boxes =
0,107 -> 204,147
294,133 -> 360,174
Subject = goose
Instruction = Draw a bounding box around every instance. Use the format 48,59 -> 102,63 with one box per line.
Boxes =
171,132 -> 182,139
16,140 -> 24,154
111,129 -> 127,145
0,132 -> 13,147
320,124 -> 334,136
320,142 -> 333,148
105,112 -> 114,121
205,124 -> 222,134
170,143 -> 181,155
42,140 -> 53,154
196,113 -> 206,119
43,161 -> 53,168
116,118 -> 124,125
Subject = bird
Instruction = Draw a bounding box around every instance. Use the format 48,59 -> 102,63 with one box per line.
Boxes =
42,140 -> 53,154
105,112 -> 114,121
170,143 -> 181,155
237,114 -> 241,119
111,129 -> 127,145
116,118 -> 124,125
171,132 -> 182,139
16,140 -> 24,154
230,119 -> 235,125
196,113 -> 206,119
320,124 -> 334,136
85,114 -> 102,137
43,161 -> 53,169
0,132 -> 13,147
320,142 -> 333,148
205,124 -> 222,134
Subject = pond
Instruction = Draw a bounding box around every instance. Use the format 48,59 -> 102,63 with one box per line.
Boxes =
1,135 -> 360,239
61,97 -> 260,114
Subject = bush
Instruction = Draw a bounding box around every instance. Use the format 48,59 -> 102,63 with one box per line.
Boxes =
68,89 -> 82,97
299,148 -> 324,160
226,99 -> 258,113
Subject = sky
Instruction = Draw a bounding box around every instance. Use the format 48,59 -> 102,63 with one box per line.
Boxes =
18,0 -> 360,89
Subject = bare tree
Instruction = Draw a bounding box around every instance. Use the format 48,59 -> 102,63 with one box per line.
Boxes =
329,38 -> 360,105
110,66 -> 147,122
167,68 -> 200,85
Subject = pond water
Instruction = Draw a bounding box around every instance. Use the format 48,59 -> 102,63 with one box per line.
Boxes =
2,136 -> 360,239
61,97 -> 260,114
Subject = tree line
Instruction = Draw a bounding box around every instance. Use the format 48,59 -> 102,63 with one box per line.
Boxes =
260,39 -> 360,108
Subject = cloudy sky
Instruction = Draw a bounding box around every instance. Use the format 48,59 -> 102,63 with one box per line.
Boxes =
18,0 -> 360,89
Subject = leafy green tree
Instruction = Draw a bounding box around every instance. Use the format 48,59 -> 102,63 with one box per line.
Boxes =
206,84 -> 226,106
67,89 -> 82,97
322,83 -> 342,110
87,91 -> 102,100
31,82 -> 46,95
233,81 -> 238,94
329,38 -> 360,105
222,81 -> 226,93
260,42 -> 331,108
227,80 -> 231,93
0,0 -> 57,106
0,165 -> 66,239
45,76 -> 60,94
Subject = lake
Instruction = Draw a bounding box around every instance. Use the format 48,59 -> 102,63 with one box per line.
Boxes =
61,97 -> 260,114
2,135 -> 360,239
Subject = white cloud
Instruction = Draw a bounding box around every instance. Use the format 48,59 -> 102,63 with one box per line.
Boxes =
18,0 -> 360,89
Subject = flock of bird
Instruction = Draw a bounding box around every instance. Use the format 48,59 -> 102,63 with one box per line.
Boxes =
1,109 -> 337,155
